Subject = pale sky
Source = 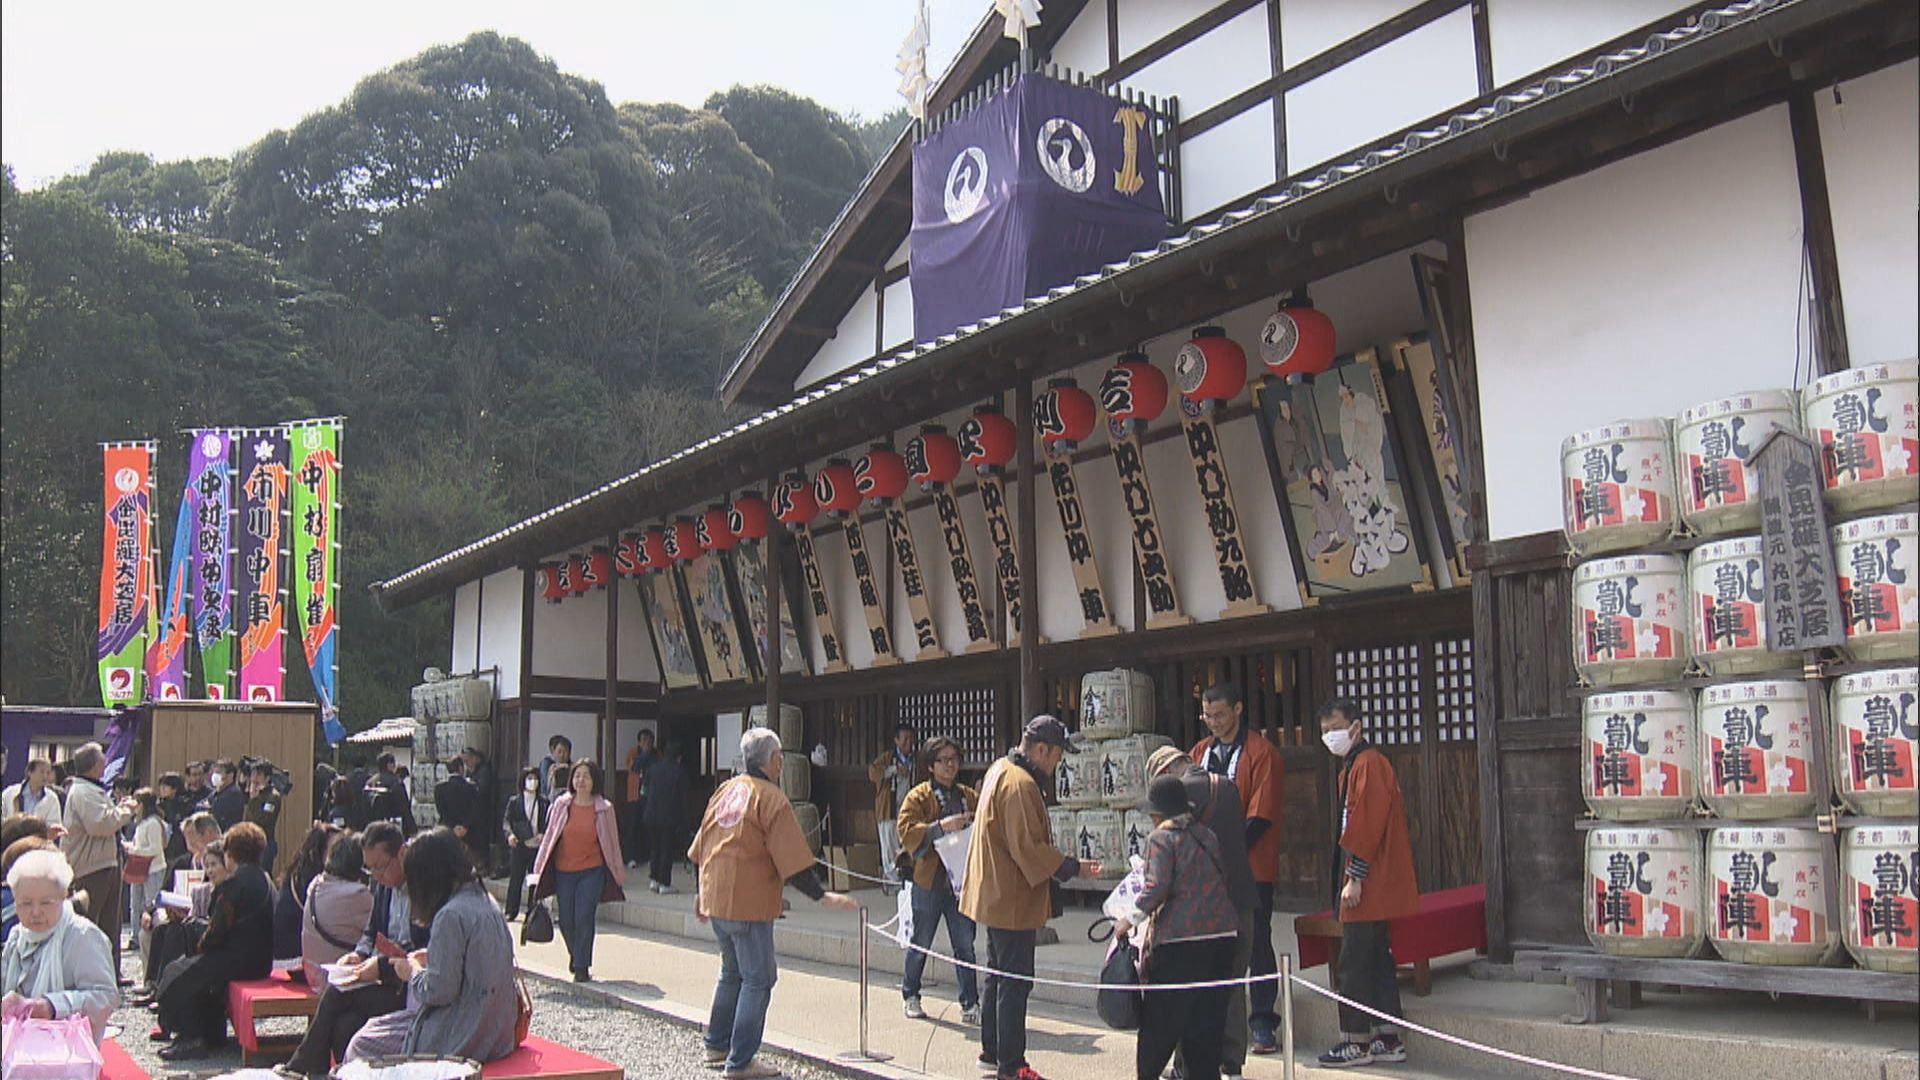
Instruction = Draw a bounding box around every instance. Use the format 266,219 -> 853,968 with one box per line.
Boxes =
2,0 -> 988,189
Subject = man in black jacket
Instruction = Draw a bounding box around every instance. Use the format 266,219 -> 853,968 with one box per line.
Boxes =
433,756 -> 484,865
282,822 -> 426,1078
197,759 -> 248,831
155,822 -> 276,1060
362,755 -> 415,833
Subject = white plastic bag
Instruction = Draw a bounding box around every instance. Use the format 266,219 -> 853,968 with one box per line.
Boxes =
933,824 -> 972,898
0,1016 -> 104,1080
895,884 -> 916,948
1101,854 -> 1148,925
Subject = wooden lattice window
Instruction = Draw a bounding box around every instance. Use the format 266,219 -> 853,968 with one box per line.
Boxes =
896,686 -> 999,766
1334,644 -> 1423,746
1434,636 -> 1476,742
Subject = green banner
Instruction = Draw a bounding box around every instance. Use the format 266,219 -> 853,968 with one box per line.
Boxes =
291,421 -> 343,741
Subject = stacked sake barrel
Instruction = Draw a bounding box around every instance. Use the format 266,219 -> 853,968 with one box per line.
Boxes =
1055,668 -> 1166,879
1564,361 -> 1919,972
749,704 -> 820,854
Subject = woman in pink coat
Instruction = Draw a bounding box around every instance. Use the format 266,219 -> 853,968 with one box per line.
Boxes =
528,759 -> 626,981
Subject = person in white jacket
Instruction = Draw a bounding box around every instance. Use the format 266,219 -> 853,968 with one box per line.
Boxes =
123,789 -> 170,969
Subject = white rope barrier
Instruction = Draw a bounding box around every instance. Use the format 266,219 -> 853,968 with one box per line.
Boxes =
859,922 -> 1645,1080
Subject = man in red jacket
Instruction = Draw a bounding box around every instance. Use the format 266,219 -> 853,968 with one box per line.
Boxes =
1188,681 -> 1286,1055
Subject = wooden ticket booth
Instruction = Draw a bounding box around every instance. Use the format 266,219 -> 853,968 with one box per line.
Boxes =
138,701 -> 318,877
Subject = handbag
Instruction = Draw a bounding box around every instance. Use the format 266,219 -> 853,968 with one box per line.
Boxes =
1095,935 -> 1145,1031
513,975 -> 534,1045
121,853 -> 153,886
520,899 -> 555,945
1,1016 -> 105,1080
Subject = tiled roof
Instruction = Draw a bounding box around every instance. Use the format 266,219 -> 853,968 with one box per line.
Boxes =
374,0 -> 1801,603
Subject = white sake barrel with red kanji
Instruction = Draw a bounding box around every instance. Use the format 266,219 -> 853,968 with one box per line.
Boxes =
1832,667 -> 1920,817
1840,823 -> 1920,973
1698,680 -> 1819,819
1122,810 -> 1154,866
1099,734 -> 1174,809
1572,555 -> 1689,687
1582,691 -> 1697,820
1056,740 -> 1103,808
1707,826 -> 1842,966
1562,420 -> 1680,555
1048,807 -> 1078,848
1584,827 -> 1704,958
1079,668 -> 1156,740
1074,809 -> 1125,878
1676,390 -> 1800,537
1687,536 -> 1794,676
1803,360 -> 1920,514
1832,512 -> 1920,663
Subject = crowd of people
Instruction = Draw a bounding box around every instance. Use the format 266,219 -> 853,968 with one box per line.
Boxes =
0,687 -> 1415,1080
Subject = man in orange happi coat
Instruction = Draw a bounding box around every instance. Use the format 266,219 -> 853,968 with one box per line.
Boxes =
1317,698 -> 1417,1070
1188,681 -> 1286,1055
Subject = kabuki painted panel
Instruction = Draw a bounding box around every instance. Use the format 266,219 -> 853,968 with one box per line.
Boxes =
1253,347 -> 1432,599
639,571 -> 702,690
680,553 -> 751,684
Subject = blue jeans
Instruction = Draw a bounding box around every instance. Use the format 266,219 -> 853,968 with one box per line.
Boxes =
553,866 -> 606,976
902,883 -> 978,1008
705,918 -> 778,1071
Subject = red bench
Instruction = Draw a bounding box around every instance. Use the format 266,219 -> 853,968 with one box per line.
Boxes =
100,1038 -> 151,1080
481,1036 -> 620,1080
228,970 -> 320,1063
1293,883 -> 1487,996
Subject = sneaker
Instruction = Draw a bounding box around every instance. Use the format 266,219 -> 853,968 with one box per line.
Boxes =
1248,1032 -> 1278,1055
721,1061 -> 782,1079
961,1004 -> 981,1025
1161,1066 -> 1184,1079
1005,1068 -> 1050,1080
978,1052 -> 997,1076
903,996 -> 926,1019
1317,1041 -> 1374,1068
704,1046 -> 728,1070
657,884 -> 678,895
1369,1035 -> 1408,1063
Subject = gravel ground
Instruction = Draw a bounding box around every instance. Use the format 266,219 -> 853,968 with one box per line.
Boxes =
106,981 -> 849,1080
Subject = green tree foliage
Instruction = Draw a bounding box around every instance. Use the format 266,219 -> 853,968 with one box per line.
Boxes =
0,34 -> 878,727
851,107 -> 912,163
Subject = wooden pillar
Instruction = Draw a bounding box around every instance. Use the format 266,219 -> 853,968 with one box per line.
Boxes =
765,474 -> 784,723
519,565 -> 536,775
604,533 -> 619,769
1016,375 -> 1041,723
1788,90 -> 1849,377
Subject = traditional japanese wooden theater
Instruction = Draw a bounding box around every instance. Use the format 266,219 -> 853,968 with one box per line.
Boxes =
373,0 -> 1918,976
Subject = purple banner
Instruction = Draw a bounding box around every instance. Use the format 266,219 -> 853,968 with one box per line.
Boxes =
911,74 -> 1167,343
147,469 -> 195,702
187,430 -> 235,698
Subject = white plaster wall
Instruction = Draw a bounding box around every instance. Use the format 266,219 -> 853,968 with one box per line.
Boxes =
530,567 -> 610,680
1122,4 -> 1272,118
477,568 -> 524,699
1281,0 -> 1423,67
1284,6 -> 1479,173
1465,105 -> 1807,541
793,286 -> 881,391
883,277 -> 915,352
1048,0 -> 1110,75
618,577 -> 661,683
1485,0 -> 1692,87
1116,0 -> 1219,58
450,580 -> 479,674
1180,101 -> 1276,219
527,711 -> 599,775
1818,59 -> 1920,369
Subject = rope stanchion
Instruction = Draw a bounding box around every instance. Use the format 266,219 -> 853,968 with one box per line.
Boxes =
835,904 -> 893,1064
1286,976 -> 1642,1080
1279,952 -> 1295,1080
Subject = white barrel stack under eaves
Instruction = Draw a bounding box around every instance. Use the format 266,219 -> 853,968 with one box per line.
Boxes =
1562,420 -> 1679,556
1839,822 -> 1919,973
1803,360 -> 1920,514
1688,536 -> 1794,676
1572,554 -> 1689,687
1585,826 -> 1704,958
1676,390 -> 1800,537
1698,680 -> 1818,820
1582,690 -> 1696,820
1708,826 -> 1842,966
1831,667 -> 1920,817
1831,512 -> 1920,663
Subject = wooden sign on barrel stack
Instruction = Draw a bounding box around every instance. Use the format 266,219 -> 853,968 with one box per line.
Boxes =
1754,429 -> 1845,652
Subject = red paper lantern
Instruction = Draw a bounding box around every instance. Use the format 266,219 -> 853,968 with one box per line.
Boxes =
640,526 -> 670,571
614,533 -> 643,576
728,493 -> 771,542
567,554 -> 592,596
540,563 -> 567,604
1173,326 -> 1248,405
855,445 -> 910,504
1034,378 -> 1098,448
698,505 -> 736,552
1098,353 -> 1170,425
813,459 -> 861,519
906,426 -> 962,491
1259,294 -> 1337,378
773,473 -> 818,530
666,518 -> 700,562
959,405 -> 1017,472
586,547 -> 614,590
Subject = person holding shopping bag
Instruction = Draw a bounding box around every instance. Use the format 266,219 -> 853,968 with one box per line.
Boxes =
528,758 -> 624,982
894,735 -> 979,1023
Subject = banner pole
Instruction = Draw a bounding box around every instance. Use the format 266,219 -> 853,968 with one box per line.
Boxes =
1281,952 -> 1296,1080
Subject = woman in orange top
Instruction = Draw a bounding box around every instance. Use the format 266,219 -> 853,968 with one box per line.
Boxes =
529,759 -> 625,981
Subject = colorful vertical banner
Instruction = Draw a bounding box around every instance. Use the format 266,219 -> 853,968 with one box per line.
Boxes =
187,430 -> 235,698
291,420 -> 344,743
147,452 -> 196,702
238,429 -> 290,702
97,443 -> 156,707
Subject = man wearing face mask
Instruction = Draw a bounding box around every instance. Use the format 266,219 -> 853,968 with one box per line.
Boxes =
1187,682 -> 1286,1055
1317,699 -> 1416,1070
198,760 -> 247,832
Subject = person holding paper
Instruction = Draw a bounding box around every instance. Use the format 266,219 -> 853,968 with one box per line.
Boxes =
1,848 -> 117,1044
299,832 -> 372,988
154,823 -> 275,1061
894,735 -> 979,1023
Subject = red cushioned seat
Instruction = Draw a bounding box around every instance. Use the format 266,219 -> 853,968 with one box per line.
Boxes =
481,1036 -> 620,1080
100,1037 -> 151,1080
1294,883 -> 1487,996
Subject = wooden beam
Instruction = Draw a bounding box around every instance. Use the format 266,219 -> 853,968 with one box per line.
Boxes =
765,472 -> 784,725
1788,89 -> 1850,376
1016,376 -> 1040,722
1471,0 -> 1495,96
1104,0 -> 1264,85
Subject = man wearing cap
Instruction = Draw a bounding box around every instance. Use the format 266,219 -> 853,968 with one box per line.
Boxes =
1148,744 -> 1256,1080
1188,681 -> 1286,1055
960,717 -> 1102,1080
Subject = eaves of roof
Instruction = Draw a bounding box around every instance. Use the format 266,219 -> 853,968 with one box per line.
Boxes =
373,0 -> 1864,611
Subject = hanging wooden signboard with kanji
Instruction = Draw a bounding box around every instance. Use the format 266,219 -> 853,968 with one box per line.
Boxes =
1173,328 -> 1271,618
790,524 -> 850,673
1035,379 -> 1119,637
882,505 -> 947,659
1100,354 -> 1190,629
930,488 -> 996,652
840,516 -> 898,665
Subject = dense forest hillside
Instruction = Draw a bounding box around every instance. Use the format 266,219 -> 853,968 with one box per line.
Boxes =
0,32 -> 908,722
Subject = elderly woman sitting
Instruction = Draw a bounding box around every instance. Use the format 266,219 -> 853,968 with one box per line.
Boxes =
0,848 -> 118,1043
